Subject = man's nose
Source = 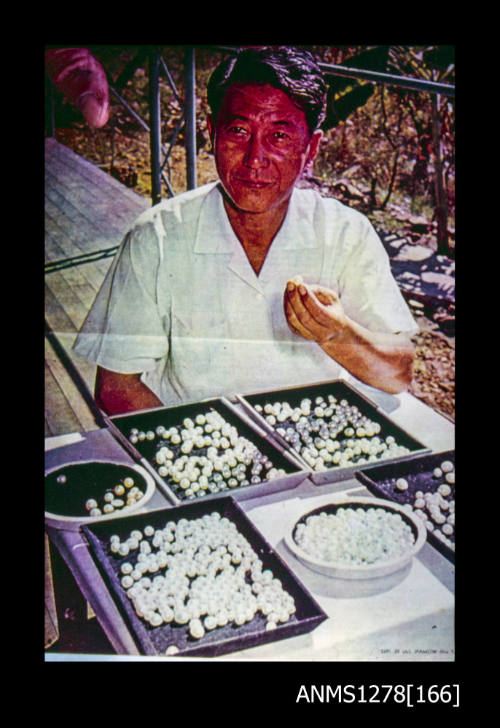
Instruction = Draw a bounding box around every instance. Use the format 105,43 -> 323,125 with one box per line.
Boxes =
244,133 -> 269,169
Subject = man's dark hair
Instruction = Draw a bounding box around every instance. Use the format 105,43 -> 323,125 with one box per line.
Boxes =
207,46 -> 327,134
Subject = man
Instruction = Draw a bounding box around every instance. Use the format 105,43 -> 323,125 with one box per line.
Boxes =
73,46 -> 417,415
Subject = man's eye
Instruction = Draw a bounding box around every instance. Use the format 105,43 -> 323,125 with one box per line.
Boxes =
227,125 -> 248,136
272,130 -> 291,142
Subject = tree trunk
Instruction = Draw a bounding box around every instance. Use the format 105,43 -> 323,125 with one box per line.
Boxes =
431,94 -> 449,256
381,148 -> 400,210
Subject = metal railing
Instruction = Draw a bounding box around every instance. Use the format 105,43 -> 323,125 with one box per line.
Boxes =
45,45 -> 455,207
208,45 -> 455,98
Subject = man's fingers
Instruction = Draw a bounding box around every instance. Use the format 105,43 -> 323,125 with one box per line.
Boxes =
285,289 -> 329,341
45,48 -> 110,128
312,286 -> 338,306
293,283 -> 335,330
284,295 -> 316,340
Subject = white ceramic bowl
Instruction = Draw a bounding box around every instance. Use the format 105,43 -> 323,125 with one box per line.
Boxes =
45,460 -> 156,531
285,496 -> 427,582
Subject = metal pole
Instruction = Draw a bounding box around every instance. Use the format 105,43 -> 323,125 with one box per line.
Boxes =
149,47 -> 162,206
206,46 -> 455,98
184,46 -> 197,190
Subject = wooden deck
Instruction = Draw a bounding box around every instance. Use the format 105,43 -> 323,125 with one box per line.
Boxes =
44,137 -> 150,437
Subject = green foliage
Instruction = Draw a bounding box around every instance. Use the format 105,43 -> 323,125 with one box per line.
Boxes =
325,83 -> 375,129
322,46 -> 390,128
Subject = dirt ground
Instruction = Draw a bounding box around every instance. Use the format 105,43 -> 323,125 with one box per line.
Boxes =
409,323 -> 455,422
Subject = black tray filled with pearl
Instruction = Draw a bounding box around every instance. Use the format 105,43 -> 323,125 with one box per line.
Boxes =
235,380 -> 429,485
355,451 -> 455,562
82,496 -> 327,657
106,398 -> 308,506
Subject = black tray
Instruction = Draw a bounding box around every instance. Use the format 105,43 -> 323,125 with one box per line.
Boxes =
82,497 -> 327,657
355,450 -> 455,562
237,380 -> 429,484
107,399 -> 306,504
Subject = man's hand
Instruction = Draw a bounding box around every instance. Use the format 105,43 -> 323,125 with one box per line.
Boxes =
284,276 -> 347,343
283,275 -> 415,394
45,47 -> 110,128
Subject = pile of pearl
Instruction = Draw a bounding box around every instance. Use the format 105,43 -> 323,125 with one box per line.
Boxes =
128,410 -> 286,500
109,511 -> 296,642
254,394 -> 410,471
294,507 -> 415,566
84,476 -> 142,517
398,460 -> 455,552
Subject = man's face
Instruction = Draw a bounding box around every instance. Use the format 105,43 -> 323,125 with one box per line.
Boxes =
208,83 -> 321,215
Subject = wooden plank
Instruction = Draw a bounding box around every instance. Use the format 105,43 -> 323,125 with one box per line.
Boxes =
45,139 -> 149,232
45,205 -> 115,281
46,157 -> 147,229
44,228 -> 111,295
46,328 -> 99,397
44,138 -> 150,436
44,359 -> 84,436
45,270 -> 93,332
46,137 -> 150,209
45,183 -> 121,250
45,244 -> 105,313
45,282 -> 76,334
45,337 -> 99,434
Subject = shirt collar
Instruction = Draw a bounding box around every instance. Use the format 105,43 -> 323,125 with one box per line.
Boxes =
193,182 -> 238,254
193,182 -> 319,254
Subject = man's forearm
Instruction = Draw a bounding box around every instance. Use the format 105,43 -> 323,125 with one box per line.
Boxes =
94,366 -> 163,415
319,319 -> 415,394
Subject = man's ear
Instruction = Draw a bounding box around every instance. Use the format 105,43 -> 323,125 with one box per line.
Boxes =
306,129 -> 323,165
207,114 -> 215,144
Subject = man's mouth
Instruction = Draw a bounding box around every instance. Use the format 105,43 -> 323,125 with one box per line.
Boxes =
234,177 -> 274,189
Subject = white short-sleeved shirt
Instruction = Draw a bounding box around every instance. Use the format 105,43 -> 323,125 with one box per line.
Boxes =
73,182 -> 418,406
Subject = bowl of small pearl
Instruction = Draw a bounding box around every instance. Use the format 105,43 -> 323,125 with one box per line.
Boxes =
284,497 -> 427,596
354,452 -> 455,561
45,461 -> 157,531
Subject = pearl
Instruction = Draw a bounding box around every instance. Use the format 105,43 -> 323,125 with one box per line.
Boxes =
438,484 -> 452,497
149,613 -> 163,627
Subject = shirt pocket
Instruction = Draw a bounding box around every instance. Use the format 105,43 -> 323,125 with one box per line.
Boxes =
171,307 -> 229,341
